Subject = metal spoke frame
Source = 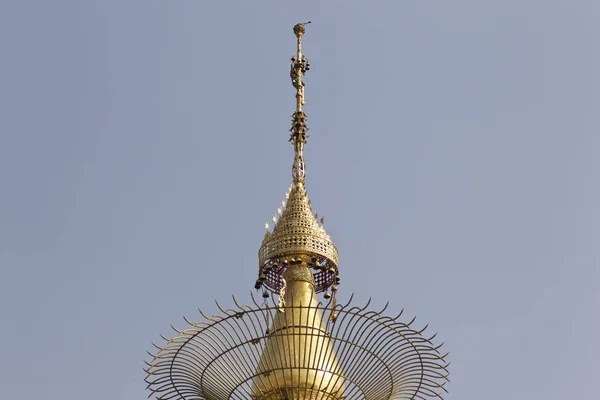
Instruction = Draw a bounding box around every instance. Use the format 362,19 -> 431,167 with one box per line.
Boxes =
145,294 -> 449,400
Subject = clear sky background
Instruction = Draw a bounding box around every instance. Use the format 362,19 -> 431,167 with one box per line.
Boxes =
1,1 -> 598,399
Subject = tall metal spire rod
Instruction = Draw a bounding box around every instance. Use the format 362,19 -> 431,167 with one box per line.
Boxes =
290,22 -> 311,185
292,21 -> 310,110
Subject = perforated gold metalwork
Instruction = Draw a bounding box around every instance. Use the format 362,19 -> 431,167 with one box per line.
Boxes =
259,182 -> 338,293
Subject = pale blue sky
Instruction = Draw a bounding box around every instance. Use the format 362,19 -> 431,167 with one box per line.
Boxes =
1,1 -> 598,399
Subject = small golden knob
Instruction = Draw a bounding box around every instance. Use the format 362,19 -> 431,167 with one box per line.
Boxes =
293,23 -> 306,38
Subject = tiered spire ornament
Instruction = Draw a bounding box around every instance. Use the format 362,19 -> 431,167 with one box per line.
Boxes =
144,23 -> 449,400
257,22 -> 339,297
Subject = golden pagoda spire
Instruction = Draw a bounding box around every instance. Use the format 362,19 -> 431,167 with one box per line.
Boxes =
251,22 -> 345,399
257,22 -> 339,301
144,23 -> 450,400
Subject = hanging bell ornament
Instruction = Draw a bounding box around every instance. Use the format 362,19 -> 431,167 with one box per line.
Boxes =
324,290 -> 331,299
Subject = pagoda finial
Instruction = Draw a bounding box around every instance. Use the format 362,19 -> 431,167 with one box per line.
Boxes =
290,22 -> 311,185
145,23 -> 450,400
257,22 -> 339,297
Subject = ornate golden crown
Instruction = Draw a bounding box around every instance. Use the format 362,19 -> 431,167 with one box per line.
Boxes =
258,181 -> 339,293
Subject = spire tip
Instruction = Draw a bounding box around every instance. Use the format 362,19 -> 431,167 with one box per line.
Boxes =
293,21 -> 311,38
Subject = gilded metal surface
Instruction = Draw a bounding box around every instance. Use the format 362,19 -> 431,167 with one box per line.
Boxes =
259,181 -> 338,293
145,23 -> 450,400
258,22 -> 339,294
252,265 -> 345,399
282,262 -> 317,285
289,22 -> 310,186
144,292 -> 449,400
